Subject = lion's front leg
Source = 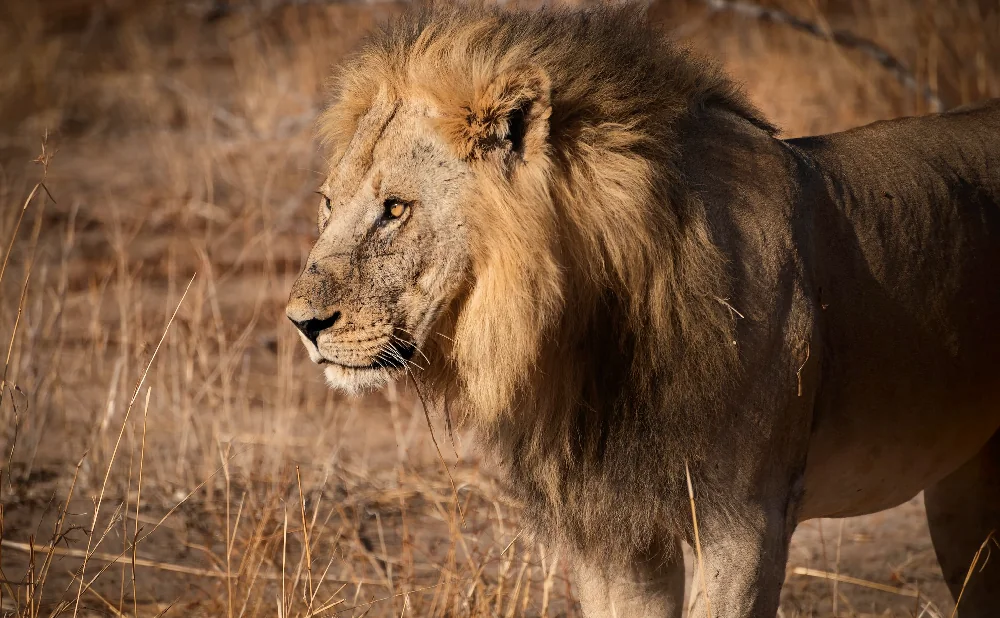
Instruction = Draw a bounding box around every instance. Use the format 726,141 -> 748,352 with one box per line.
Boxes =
574,537 -> 684,618
687,506 -> 794,618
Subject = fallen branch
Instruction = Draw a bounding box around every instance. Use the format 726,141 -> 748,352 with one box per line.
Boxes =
704,0 -> 947,112
790,566 -> 919,597
0,539 -> 380,585
4,539 -> 234,580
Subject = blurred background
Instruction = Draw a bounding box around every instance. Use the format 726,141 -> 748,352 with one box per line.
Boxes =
0,0 -> 997,615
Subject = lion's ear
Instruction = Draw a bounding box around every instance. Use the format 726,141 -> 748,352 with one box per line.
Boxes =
444,66 -> 551,165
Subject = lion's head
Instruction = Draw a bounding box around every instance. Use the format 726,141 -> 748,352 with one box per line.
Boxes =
287,7 -> 566,407
285,92 -> 480,395
288,5 -> 764,422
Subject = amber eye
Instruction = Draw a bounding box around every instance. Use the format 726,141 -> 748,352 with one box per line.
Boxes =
315,191 -> 331,212
384,198 -> 408,220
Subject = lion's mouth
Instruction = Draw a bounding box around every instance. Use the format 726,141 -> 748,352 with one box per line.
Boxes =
319,337 -> 415,371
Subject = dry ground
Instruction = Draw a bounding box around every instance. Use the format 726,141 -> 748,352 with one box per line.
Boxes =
0,0 -> 997,616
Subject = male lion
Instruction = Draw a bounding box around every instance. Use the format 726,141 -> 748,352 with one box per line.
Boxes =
286,5 -> 1000,616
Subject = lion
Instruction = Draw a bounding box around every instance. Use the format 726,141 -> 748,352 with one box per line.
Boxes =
285,5 -> 1000,616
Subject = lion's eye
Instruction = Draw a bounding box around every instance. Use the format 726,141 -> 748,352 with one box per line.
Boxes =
315,191 -> 331,212
383,198 -> 408,220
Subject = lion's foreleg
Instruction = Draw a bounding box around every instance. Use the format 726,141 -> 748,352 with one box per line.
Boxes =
573,537 -> 684,618
687,505 -> 793,618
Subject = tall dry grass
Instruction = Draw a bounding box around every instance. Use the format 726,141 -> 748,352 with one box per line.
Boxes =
0,0 -> 997,616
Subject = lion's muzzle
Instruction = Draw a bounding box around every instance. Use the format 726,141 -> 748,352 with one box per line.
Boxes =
285,276 -> 417,376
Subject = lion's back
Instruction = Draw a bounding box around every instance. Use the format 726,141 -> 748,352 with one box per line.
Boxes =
788,99 -> 1000,213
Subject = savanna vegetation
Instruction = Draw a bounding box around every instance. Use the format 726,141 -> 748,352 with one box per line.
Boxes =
1,0 -> 997,615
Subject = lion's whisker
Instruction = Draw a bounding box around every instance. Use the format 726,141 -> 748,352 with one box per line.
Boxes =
434,331 -> 455,344
297,167 -> 327,177
381,341 -> 425,372
393,326 -> 425,345
398,325 -> 451,349
391,333 -> 431,366
397,351 -> 426,372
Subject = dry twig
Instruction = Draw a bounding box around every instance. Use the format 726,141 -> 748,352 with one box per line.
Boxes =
704,0 -> 948,111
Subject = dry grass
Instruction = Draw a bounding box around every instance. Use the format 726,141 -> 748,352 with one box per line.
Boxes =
0,0 -> 996,616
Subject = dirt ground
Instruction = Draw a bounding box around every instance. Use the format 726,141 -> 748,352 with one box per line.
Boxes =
0,0 -> 997,616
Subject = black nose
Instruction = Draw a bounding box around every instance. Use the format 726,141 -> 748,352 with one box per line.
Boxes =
290,311 -> 341,345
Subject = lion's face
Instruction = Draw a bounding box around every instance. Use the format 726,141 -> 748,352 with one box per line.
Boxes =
288,55 -> 555,406
286,98 -> 474,393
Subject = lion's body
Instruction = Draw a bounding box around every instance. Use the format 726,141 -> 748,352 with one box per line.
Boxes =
789,103 -> 1000,519
287,6 -> 1000,616
675,100 -> 1000,520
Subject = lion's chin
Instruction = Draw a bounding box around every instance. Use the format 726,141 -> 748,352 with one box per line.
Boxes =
323,363 -> 396,395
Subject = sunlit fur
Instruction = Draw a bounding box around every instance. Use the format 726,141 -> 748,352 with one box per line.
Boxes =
289,4 -> 1000,611
311,3 -> 780,564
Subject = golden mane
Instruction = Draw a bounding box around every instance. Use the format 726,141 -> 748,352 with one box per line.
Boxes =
317,4 -> 776,559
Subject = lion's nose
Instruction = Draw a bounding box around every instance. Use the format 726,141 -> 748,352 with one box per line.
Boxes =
288,311 -> 341,345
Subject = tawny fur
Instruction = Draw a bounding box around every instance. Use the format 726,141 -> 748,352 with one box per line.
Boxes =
290,4 -> 1000,615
